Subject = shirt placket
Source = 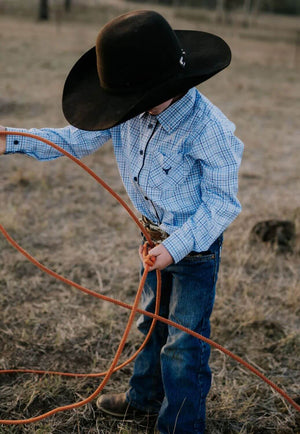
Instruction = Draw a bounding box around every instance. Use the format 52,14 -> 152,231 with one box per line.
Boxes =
132,116 -> 162,223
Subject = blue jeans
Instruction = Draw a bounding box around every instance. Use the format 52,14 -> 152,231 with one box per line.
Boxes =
126,235 -> 222,434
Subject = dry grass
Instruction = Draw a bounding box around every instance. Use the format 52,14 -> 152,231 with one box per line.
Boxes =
0,0 -> 299,433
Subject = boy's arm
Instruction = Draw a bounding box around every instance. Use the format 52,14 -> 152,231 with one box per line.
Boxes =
2,125 -> 111,160
162,121 -> 244,263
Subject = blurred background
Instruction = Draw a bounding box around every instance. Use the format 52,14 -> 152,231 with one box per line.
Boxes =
0,1 -> 299,433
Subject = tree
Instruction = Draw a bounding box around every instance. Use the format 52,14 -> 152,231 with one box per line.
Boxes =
243,0 -> 262,27
65,0 -> 72,12
216,0 -> 226,22
39,0 -> 49,21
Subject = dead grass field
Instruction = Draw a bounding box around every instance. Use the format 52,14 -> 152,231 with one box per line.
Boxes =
0,0 -> 299,433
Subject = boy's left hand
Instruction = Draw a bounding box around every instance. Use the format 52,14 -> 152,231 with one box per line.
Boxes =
139,244 -> 174,271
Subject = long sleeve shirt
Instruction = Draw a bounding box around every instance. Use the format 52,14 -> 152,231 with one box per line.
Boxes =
5,87 -> 244,263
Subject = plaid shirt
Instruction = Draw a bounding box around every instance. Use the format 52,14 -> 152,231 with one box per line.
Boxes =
6,88 -> 243,263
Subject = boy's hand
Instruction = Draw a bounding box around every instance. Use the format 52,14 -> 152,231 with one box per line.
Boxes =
0,126 -> 6,155
139,243 -> 174,271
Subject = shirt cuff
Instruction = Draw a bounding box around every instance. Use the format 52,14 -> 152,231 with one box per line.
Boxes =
5,128 -> 30,154
162,225 -> 194,263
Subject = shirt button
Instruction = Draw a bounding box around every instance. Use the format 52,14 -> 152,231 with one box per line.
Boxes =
148,124 -> 153,129
133,177 -> 138,182
140,150 -> 143,155
14,140 -> 19,145
144,196 -> 149,200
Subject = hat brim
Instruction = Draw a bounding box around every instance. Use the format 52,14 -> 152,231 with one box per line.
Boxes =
62,30 -> 231,131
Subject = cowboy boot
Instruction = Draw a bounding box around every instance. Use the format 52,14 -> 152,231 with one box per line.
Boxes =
96,392 -> 158,419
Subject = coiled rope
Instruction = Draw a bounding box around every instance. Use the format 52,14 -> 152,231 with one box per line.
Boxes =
0,131 -> 299,426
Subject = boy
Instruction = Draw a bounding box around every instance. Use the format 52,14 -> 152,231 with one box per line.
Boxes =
0,10 -> 243,433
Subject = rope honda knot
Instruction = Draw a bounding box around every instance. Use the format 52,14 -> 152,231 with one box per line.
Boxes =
142,242 -> 156,267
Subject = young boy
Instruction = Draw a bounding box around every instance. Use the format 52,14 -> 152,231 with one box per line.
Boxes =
0,10 -> 243,433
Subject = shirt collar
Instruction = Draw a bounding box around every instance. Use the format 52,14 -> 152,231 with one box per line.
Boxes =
139,87 -> 197,133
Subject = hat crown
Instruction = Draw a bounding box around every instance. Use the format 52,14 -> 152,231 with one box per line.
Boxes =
96,10 -> 183,94
63,9 -> 232,130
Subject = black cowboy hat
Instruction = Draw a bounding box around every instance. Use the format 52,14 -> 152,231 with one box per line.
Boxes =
62,10 -> 231,131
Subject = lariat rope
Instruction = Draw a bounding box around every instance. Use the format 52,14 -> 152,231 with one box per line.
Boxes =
0,131 -> 299,426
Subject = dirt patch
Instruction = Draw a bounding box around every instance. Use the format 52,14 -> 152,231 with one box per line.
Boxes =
0,98 -> 46,118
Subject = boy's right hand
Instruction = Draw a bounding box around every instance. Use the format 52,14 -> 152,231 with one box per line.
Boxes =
0,126 -> 6,154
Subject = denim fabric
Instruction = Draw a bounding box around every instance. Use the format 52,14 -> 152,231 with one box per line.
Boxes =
127,235 -> 223,433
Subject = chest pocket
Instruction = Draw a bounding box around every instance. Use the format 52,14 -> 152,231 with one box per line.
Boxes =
149,151 -> 189,189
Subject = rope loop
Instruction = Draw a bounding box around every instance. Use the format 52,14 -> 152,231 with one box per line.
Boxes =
0,130 -> 299,425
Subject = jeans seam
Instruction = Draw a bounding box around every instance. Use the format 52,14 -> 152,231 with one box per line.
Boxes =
194,340 -> 206,432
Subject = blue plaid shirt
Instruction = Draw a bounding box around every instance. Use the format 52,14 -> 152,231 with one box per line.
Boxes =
6,88 -> 243,263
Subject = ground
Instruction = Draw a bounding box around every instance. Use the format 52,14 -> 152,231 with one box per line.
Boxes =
0,0 -> 299,433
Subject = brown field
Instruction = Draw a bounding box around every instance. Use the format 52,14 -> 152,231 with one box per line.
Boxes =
0,0 -> 299,433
